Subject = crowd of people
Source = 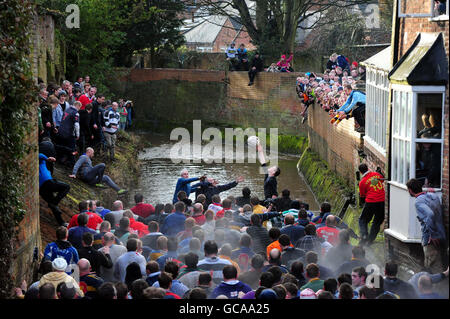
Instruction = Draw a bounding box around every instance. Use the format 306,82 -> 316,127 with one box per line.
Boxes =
295,53 -> 366,131
28,133 -> 448,299
224,46 -> 367,132
38,77 -> 133,225
38,76 -> 134,165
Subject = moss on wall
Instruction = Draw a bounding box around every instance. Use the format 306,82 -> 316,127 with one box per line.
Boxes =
297,147 -> 385,247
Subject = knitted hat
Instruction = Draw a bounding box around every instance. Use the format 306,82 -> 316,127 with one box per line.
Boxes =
300,288 -> 316,299
257,289 -> 278,299
52,258 -> 68,271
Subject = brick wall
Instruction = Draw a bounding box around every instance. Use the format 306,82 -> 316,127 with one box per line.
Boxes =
8,13 -> 55,289
118,69 -> 309,136
10,110 -> 40,287
307,100 -> 363,185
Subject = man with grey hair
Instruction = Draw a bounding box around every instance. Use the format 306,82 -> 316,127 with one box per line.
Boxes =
104,200 -> 125,228
172,169 -> 205,204
98,232 -> 127,282
69,147 -> 127,194
103,101 -> 120,161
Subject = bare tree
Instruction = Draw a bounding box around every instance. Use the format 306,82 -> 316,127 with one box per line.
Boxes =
195,0 -> 373,54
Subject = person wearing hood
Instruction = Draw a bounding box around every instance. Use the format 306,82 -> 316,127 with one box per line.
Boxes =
276,53 -> 293,72
210,265 -> 252,299
124,100 -> 134,129
38,258 -> 84,298
44,226 -> 79,270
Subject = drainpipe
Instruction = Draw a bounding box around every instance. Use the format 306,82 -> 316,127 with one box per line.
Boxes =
386,0 -> 400,260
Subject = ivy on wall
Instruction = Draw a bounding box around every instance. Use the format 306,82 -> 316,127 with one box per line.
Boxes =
0,0 -> 37,298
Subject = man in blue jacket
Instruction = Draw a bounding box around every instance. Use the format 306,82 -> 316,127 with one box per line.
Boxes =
334,85 -> 366,132
39,153 -> 70,225
172,169 -> 205,204
407,178 -> 447,274
161,201 -> 187,237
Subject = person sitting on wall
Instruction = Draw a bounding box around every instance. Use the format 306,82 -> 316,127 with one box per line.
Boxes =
236,44 -> 249,71
248,52 -> 264,86
276,53 -> 294,72
330,84 -> 366,133
225,42 -> 238,71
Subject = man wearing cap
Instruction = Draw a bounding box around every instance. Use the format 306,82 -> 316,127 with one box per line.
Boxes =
38,257 -> 85,297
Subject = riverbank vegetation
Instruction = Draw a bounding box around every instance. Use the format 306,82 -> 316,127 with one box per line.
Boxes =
40,131 -> 147,246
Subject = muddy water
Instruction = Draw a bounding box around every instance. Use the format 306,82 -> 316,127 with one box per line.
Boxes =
134,133 -> 319,210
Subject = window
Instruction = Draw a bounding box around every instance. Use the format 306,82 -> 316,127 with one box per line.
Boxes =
415,93 -> 444,188
391,89 -> 412,185
397,0 -> 449,19
431,0 -> 449,18
391,85 -> 445,188
365,68 -> 389,153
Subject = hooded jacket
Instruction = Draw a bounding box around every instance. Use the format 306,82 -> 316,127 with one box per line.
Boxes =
44,240 -> 79,267
38,271 -> 84,297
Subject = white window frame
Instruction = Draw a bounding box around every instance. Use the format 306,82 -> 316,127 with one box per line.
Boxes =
390,84 -> 446,190
365,67 -> 389,156
386,84 -> 445,242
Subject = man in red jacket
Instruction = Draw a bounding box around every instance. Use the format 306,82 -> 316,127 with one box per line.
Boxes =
358,163 -> 385,246
316,215 -> 340,246
68,200 -> 103,231
77,87 -> 95,110
130,193 -> 155,219
123,209 -> 149,238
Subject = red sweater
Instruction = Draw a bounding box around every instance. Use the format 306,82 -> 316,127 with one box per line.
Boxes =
131,202 -> 155,219
359,172 -> 385,203
192,214 -> 206,225
129,218 -> 149,237
77,94 -> 94,110
68,211 -> 103,231
316,226 -> 340,246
